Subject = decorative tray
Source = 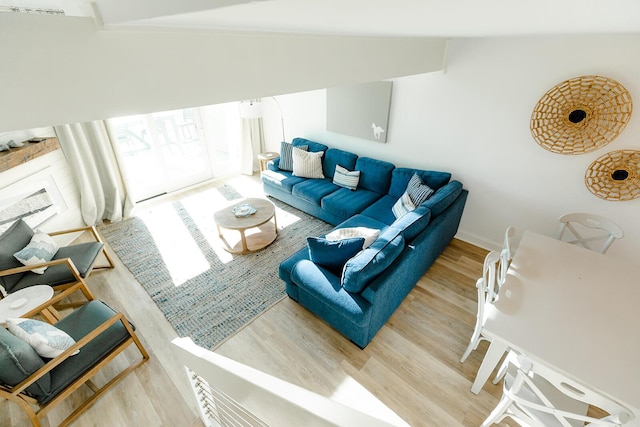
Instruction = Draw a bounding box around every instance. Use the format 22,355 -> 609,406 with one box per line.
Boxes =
232,203 -> 257,217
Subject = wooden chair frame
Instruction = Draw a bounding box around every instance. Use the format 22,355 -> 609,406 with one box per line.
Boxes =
0,283 -> 149,427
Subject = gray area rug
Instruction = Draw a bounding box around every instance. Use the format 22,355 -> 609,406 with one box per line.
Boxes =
98,184 -> 333,349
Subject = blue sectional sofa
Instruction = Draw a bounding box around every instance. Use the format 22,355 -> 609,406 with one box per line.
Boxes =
262,138 -> 468,348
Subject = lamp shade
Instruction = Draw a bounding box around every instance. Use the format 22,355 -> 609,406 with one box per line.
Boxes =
239,100 -> 264,119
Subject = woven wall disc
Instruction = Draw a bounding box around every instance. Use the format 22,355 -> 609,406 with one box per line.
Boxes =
531,75 -> 632,155
585,150 -> 640,201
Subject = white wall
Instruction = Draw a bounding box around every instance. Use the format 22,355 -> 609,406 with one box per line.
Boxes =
263,35 -> 640,263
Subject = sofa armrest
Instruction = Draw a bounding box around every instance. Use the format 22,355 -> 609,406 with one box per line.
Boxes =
267,157 -> 281,171
420,180 -> 463,217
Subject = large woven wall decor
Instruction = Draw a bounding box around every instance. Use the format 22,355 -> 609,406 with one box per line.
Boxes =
585,150 -> 640,201
530,75 -> 632,155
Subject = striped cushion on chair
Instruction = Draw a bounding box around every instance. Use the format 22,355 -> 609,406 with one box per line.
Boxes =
333,165 -> 360,190
292,148 -> 325,179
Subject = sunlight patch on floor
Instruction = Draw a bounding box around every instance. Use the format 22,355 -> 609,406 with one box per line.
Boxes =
180,189 -> 235,264
331,376 -> 410,426
138,205 -> 209,286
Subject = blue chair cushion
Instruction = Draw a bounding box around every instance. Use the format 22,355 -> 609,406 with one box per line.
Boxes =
0,220 -> 34,293
307,237 -> 365,274
341,233 -> 404,293
0,327 -> 51,398
42,300 -> 134,405
11,242 -> 105,292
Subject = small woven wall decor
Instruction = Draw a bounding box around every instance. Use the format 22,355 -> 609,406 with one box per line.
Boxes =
531,75 -> 633,155
585,149 -> 640,201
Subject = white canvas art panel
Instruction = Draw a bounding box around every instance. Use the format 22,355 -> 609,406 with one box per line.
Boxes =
326,81 -> 393,143
0,168 -> 67,234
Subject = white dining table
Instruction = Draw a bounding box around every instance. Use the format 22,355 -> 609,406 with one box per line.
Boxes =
471,231 -> 640,422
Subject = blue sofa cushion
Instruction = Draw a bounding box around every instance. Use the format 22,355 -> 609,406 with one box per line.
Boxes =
291,260 -> 371,327
307,237 -> 365,274
387,206 -> 431,242
333,213 -> 389,232
388,168 -> 451,198
321,188 -> 383,220
355,157 -> 395,194
323,148 -> 358,179
292,179 -> 340,205
261,169 -> 307,194
421,180 -> 463,216
292,137 -> 328,154
341,233 -> 404,293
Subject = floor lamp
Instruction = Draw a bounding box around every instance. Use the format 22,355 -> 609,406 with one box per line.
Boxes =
239,97 -> 286,142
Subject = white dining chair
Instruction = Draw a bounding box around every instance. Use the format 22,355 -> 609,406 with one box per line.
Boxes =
494,226 -> 516,301
556,213 -> 623,254
460,250 -> 500,363
483,350 -> 634,427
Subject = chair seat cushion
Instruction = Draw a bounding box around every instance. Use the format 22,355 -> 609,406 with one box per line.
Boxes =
41,300 -> 134,404
11,242 -> 104,292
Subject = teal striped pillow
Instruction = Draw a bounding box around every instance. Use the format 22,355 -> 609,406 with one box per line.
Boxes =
279,141 -> 308,171
333,165 -> 360,190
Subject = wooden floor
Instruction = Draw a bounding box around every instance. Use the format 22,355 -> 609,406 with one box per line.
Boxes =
1,176 -> 515,427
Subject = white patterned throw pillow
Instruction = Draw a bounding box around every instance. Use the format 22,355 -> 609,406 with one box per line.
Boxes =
392,191 -> 416,219
13,232 -> 59,274
332,165 -> 360,190
7,318 -> 79,358
325,227 -> 380,248
292,148 -> 325,179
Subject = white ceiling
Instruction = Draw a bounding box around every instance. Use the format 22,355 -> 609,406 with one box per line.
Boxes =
4,0 -> 640,37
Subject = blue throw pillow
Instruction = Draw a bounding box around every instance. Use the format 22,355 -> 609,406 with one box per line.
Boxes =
306,237 -> 365,274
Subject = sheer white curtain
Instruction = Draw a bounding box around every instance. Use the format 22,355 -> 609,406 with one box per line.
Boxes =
54,121 -> 134,225
240,117 -> 265,175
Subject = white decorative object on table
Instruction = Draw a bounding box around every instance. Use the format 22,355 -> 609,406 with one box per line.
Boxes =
232,203 -> 256,218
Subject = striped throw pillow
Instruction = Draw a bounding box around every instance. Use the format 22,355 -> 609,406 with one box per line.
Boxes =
292,148 -> 325,179
332,165 -> 360,190
279,141 -> 308,171
407,173 -> 434,205
392,191 -> 416,219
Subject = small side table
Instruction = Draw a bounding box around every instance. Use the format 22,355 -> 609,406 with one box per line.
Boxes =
0,285 -> 55,325
258,152 -> 280,172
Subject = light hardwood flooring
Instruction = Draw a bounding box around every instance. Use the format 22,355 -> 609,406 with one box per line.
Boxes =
1,175 -> 514,426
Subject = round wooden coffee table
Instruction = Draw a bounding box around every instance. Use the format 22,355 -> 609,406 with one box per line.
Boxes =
214,198 -> 278,254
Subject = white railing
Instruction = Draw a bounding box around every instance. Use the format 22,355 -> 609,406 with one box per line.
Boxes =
171,337 -> 410,427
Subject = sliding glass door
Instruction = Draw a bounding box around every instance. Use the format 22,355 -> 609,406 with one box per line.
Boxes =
109,108 -> 214,202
